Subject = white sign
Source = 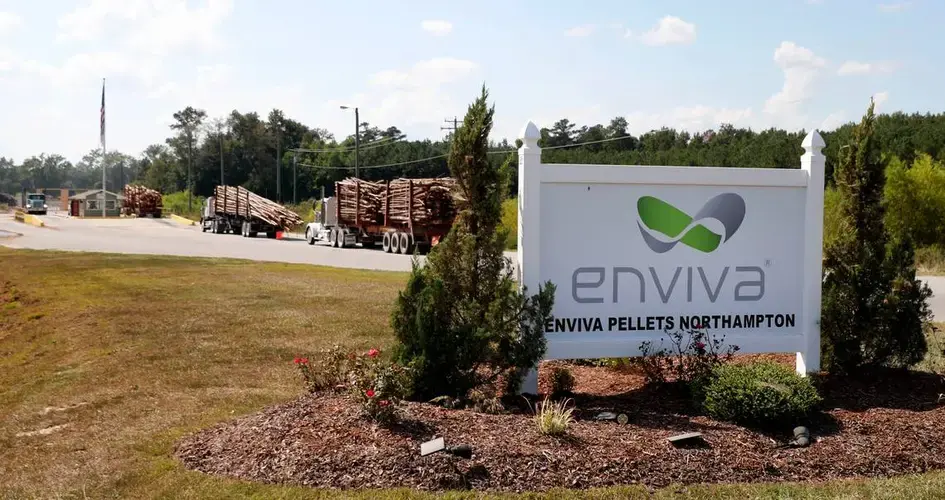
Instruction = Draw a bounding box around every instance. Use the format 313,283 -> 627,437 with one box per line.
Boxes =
516,121 -> 825,392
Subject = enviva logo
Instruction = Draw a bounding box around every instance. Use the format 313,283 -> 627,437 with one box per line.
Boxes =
636,193 -> 746,253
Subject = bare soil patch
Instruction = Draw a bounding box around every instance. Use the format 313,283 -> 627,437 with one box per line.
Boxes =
175,357 -> 945,493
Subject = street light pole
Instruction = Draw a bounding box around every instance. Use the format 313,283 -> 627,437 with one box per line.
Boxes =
340,105 -> 360,178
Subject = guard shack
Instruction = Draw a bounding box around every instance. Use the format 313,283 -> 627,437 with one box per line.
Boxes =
69,189 -> 124,217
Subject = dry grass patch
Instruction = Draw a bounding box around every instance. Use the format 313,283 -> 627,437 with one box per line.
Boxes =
0,248 -> 404,498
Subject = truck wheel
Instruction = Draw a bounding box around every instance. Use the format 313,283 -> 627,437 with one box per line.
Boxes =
390,232 -> 401,254
399,232 -> 412,254
338,230 -> 347,248
211,219 -> 218,234
382,232 -> 392,253
306,228 -> 315,245
241,222 -> 248,237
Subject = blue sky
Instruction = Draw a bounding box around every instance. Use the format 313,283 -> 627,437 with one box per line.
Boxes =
0,0 -> 940,163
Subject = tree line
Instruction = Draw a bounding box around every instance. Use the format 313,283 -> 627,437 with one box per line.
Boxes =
2,105 -> 945,203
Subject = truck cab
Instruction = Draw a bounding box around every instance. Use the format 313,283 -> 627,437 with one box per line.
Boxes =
304,197 -> 331,244
25,193 -> 47,215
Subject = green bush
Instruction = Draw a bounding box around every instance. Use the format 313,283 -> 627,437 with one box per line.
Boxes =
701,362 -> 821,428
549,366 -> 575,397
391,87 -> 555,401
161,191 -> 204,221
821,99 -> 932,373
500,198 -> 517,250
884,153 -> 945,248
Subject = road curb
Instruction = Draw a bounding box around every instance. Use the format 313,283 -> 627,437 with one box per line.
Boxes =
169,214 -> 197,226
13,210 -> 45,227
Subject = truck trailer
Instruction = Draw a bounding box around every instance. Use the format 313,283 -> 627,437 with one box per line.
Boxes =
201,185 -> 304,238
304,177 -> 457,254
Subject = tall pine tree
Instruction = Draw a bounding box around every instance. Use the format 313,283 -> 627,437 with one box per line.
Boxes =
821,98 -> 932,372
391,86 -> 555,400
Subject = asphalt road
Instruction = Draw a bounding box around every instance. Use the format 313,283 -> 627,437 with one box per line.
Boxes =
2,212 -> 944,320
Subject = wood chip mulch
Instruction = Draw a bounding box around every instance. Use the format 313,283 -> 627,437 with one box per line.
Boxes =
175,357 -> 945,492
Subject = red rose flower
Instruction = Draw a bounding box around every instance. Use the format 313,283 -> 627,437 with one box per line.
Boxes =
694,342 -> 706,350
367,348 -> 380,358
293,357 -> 302,364
301,357 -> 309,364
366,389 -> 375,398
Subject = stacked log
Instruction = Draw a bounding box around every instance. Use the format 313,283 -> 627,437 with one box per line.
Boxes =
383,178 -> 458,226
336,178 -> 386,225
122,184 -> 163,216
213,185 -> 304,228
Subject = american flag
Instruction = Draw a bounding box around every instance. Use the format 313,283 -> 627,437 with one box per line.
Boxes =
100,79 -> 105,147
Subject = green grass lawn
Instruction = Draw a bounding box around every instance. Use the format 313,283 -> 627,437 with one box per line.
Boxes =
2,247 -> 945,499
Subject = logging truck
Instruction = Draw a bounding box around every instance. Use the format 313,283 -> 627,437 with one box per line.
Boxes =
201,185 -> 304,238
304,177 -> 457,254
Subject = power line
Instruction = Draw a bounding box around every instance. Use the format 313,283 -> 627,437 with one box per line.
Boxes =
289,135 -> 403,154
294,133 -> 639,171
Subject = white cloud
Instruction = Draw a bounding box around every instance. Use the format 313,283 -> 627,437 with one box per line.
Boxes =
420,20 -> 452,36
639,16 -> 696,46
56,0 -> 233,54
820,112 -> 846,130
19,51 -> 161,88
370,58 -> 477,88
764,41 -> 826,119
837,60 -> 897,76
878,2 -> 910,12
873,90 -> 889,107
564,24 -> 595,37
0,11 -> 23,35
325,57 -> 480,139
626,105 -> 754,135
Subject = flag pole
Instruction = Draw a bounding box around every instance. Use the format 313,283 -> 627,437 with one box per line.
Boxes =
101,78 -> 106,218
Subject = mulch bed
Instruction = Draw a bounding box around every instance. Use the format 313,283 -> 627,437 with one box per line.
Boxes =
175,355 -> 945,492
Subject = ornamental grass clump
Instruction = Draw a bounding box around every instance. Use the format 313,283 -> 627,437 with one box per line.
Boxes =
533,397 -> 574,436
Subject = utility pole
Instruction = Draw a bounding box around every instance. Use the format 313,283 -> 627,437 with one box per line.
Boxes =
354,107 -> 360,178
187,127 -> 193,211
276,129 -> 282,203
292,151 -> 297,204
441,116 -> 459,137
218,121 -> 225,186
340,106 -> 360,178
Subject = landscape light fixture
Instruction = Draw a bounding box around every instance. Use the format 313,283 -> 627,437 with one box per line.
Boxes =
420,437 -> 473,459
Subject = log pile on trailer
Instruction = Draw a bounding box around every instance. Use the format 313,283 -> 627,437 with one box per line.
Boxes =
383,178 -> 458,225
121,184 -> 162,217
213,185 -> 304,228
336,178 -> 385,225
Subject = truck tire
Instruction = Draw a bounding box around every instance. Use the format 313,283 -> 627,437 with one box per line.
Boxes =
338,229 -> 347,248
241,221 -> 248,237
306,228 -> 315,245
382,232 -> 392,253
399,232 -> 412,254
390,231 -> 401,254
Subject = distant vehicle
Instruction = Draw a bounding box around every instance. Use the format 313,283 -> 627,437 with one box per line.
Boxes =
200,185 -> 303,238
305,178 -> 457,254
25,193 -> 47,215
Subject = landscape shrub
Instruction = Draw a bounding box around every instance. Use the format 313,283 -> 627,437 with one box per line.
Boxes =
821,99 -> 932,373
295,346 -> 413,423
532,398 -> 574,436
295,344 -> 351,392
346,347 -> 413,423
632,328 -> 739,388
701,361 -> 821,428
391,87 -> 556,401
549,366 -> 576,397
